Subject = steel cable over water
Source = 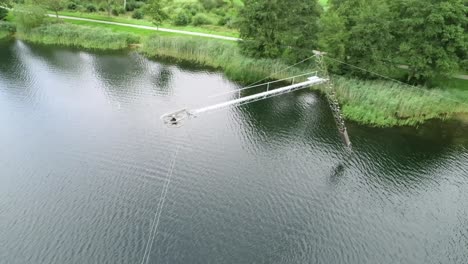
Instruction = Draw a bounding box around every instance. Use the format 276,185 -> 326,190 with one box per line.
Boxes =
140,139 -> 182,264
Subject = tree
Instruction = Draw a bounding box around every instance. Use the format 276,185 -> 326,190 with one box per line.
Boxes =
13,4 -> 46,32
317,10 -> 348,72
238,0 -> 322,62
391,0 -> 467,83
319,0 -> 396,78
145,0 -> 170,29
102,0 -> 114,16
43,0 -> 65,19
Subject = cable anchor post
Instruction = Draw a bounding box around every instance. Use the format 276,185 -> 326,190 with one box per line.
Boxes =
313,50 -> 352,149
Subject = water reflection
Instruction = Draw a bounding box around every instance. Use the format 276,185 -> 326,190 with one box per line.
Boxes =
1,40 -> 468,264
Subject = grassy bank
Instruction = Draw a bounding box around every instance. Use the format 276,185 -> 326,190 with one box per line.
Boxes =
141,35 -> 312,83
141,35 -> 468,127
56,11 -> 240,38
16,23 -> 139,50
331,77 -> 468,126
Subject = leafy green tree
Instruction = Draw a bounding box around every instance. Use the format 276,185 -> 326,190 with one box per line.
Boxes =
239,0 -> 322,62
13,4 -> 46,32
43,0 -> 65,19
320,0 -> 395,78
317,10 -> 347,72
0,7 -> 8,20
102,0 -> 114,16
145,0 -> 171,28
391,0 -> 467,83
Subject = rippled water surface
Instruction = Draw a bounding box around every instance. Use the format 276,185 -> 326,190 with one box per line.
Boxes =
1,40 -> 468,264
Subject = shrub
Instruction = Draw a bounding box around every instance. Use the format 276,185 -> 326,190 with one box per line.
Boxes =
13,5 -> 47,33
132,9 -> 144,19
182,2 -> 203,16
0,7 -> 8,21
67,2 -> 77,10
117,6 -> 126,14
134,1 -> 145,9
174,11 -> 191,26
192,13 -> 213,26
0,21 -> 16,33
98,2 -> 107,12
86,4 -> 97,13
111,6 -> 125,16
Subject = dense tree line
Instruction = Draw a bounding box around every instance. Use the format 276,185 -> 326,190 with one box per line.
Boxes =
239,0 -> 467,84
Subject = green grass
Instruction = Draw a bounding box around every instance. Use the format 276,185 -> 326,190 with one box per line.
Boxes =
141,35 -> 313,83
56,11 -> 240,38
17,23 -> 139,50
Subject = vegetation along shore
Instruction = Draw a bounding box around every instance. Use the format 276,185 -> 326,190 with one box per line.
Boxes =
0,0 -> 466,127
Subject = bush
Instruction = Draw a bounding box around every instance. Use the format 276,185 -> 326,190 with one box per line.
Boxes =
67,2 -> 77,10
98,2 -> 107,12
132,9 -> 144,19
192,13 -> 213,26
86,4 -> 97,13
0,21 -> 16,33
174,11 -> 191,26
13,5 -> 47,32
111,6 -> 125,16
0,7 -> 8,21
182,2 -> 203,16
134,1 -> 145,9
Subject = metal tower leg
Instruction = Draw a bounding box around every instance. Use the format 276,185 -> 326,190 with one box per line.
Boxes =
314,51 -> 352,149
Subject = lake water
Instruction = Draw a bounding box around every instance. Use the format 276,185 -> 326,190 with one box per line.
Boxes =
1,40 -> 468,264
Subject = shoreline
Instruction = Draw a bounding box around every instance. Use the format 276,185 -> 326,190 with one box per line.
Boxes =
3,22 -> 467,128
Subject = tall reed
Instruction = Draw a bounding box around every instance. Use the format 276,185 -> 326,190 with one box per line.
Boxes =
141,35 -> 313,83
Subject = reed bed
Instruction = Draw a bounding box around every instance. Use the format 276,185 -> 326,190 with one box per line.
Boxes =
17,23 -> 139,50
141,35 -> 313,83
323,77 -> 468,126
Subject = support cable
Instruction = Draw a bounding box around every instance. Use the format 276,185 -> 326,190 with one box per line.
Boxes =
140,142 -> 182,264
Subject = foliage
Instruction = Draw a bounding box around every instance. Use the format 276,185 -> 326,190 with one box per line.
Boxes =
86,3 -> 97,12
141,35 -> 312,83
0,21 -> 16,32
17,23 -> 139,49
0,7 -> 8,21
191,13 -> 213,26
328,76 -> 468,126
132,9 -> 144,19
98,2 -> 107,11
13,4 -> 47,32
390,0 -> 467,83
43,0 -> 66,18
67,1 -> 77,10
145,0 -> 170,28
0,21 -> 15,39
238,0 -> 322,62
174,10 -> 191,26
110,5 -> 125,15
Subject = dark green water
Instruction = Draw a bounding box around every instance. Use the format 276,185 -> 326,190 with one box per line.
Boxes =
1,40 -> 468,264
